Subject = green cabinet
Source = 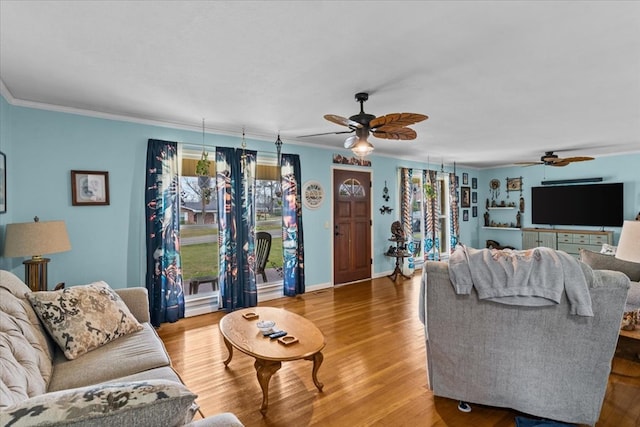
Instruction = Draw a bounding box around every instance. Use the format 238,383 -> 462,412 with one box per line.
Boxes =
521,228 -> 613,257
522,229 -> 557,250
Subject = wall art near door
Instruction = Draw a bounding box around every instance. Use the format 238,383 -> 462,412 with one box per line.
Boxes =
302,180 -> 324,209
71,170 -> 110,206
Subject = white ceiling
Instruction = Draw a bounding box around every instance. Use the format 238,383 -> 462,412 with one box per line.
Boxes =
1,1 -> 639,168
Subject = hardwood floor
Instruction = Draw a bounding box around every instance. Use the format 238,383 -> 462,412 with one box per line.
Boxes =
158,274 -> 640,427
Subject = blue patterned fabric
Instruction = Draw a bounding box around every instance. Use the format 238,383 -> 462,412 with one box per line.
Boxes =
145,139 -> 184,327
449,172 -> 460,252
215,147 -> 258,310
281,154 -> 305,296
515,417 -> 575,427
424,169 -> 441,261
400,168 -> 413,266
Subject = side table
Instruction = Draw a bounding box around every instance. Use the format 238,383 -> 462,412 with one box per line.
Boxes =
384,238 -> 412,282
617,328 -> 640,361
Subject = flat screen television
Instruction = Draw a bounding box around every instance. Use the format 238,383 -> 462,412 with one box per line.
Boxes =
531,182 -> 624,227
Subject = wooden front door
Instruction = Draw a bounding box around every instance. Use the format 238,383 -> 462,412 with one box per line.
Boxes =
333,169 -> 372,285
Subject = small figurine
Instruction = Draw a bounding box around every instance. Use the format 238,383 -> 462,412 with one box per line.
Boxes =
516,211 -> 522,228
484,211 -> 490,227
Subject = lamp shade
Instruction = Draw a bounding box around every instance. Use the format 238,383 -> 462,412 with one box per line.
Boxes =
615,220 -> 640,263
4,220 -> 71,258
351,139 -> 374,158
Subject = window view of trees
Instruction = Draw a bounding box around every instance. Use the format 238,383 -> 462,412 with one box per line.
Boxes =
411,174 -> 450,263
179,152 -> 283,300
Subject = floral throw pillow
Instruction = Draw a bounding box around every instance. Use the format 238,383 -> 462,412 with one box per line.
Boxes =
26,281 -> 143,360
0,380 -> 198,427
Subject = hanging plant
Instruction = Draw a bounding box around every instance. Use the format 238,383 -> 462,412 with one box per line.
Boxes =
424,183 -> 436,200
195,151 -> 210,177
195,118 -> 210,177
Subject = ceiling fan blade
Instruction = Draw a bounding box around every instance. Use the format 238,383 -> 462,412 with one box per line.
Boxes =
372,127 -> 417,140
324,114 -> 363,128
563,156 -> 595,163
369,112 -> 428,129
298,129 -> 354,138
551,161 -> 571,167
344,135 -> 356,149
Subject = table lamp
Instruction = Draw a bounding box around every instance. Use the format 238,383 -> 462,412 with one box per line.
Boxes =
3,216 -> 71,291
615,220 -> 640,263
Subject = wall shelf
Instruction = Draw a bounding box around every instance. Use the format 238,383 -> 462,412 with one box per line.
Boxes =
482,226 -> 521,231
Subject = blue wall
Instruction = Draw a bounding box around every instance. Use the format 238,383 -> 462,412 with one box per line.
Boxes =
1,96 -> 637,288
475,159 -> 640,249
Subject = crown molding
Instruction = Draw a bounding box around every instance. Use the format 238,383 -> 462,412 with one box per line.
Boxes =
0,78 -> 16,103
0,81 -> 367,158
0,79 -> 282,144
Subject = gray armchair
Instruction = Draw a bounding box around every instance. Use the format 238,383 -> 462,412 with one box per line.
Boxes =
419,260 -> 629,426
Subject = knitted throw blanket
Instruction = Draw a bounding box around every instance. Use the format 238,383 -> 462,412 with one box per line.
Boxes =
449,245 -> 593,316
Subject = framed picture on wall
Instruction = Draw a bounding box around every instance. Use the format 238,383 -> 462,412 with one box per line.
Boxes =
472,191 -> 477,204
0,151 -> 5,213
507,177 -> 523,192
462,173 -> 468,185
472,177 -> 477,189
461,186 -> 471,208
472,206 -> 478,217
463,209 -> 469,221
71,170 -> 110,206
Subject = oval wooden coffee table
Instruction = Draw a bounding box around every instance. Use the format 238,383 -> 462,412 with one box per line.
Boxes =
219,307 -> 326,414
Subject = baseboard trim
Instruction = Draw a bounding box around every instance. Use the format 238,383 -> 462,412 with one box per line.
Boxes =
184,280 -> 334,317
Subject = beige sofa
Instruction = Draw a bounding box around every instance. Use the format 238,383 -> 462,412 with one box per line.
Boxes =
0,270 -> 243,427
419,256 -> 629,426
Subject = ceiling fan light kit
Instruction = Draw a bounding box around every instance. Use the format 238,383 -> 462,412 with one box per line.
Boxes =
351,139 -> 375,159
306,92 -> 428,159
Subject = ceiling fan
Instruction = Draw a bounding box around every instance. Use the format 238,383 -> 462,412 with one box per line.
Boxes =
516,151 -> 595,167
301,92 -> 428,157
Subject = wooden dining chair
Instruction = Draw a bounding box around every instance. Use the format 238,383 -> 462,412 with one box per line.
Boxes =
255,232 -> 272,283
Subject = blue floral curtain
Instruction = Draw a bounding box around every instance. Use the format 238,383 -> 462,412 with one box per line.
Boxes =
449,172 -> 460,252
424,169 -> 441,260
215,147 -> 258,311
145,139 -> 185,327
281,154 -> 305,296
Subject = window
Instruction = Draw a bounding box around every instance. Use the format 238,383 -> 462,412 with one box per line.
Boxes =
410,172 -> 451,263
179,149 -> 284,311
410,176 -> 423,265
438,175 -> 451,256
179,149 -> 218,302
254,154 -> 283,283
339,178 -> 366,197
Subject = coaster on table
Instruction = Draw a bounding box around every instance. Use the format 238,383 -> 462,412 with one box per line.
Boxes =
278,336 -> 299,345
242,312 -> 259,320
